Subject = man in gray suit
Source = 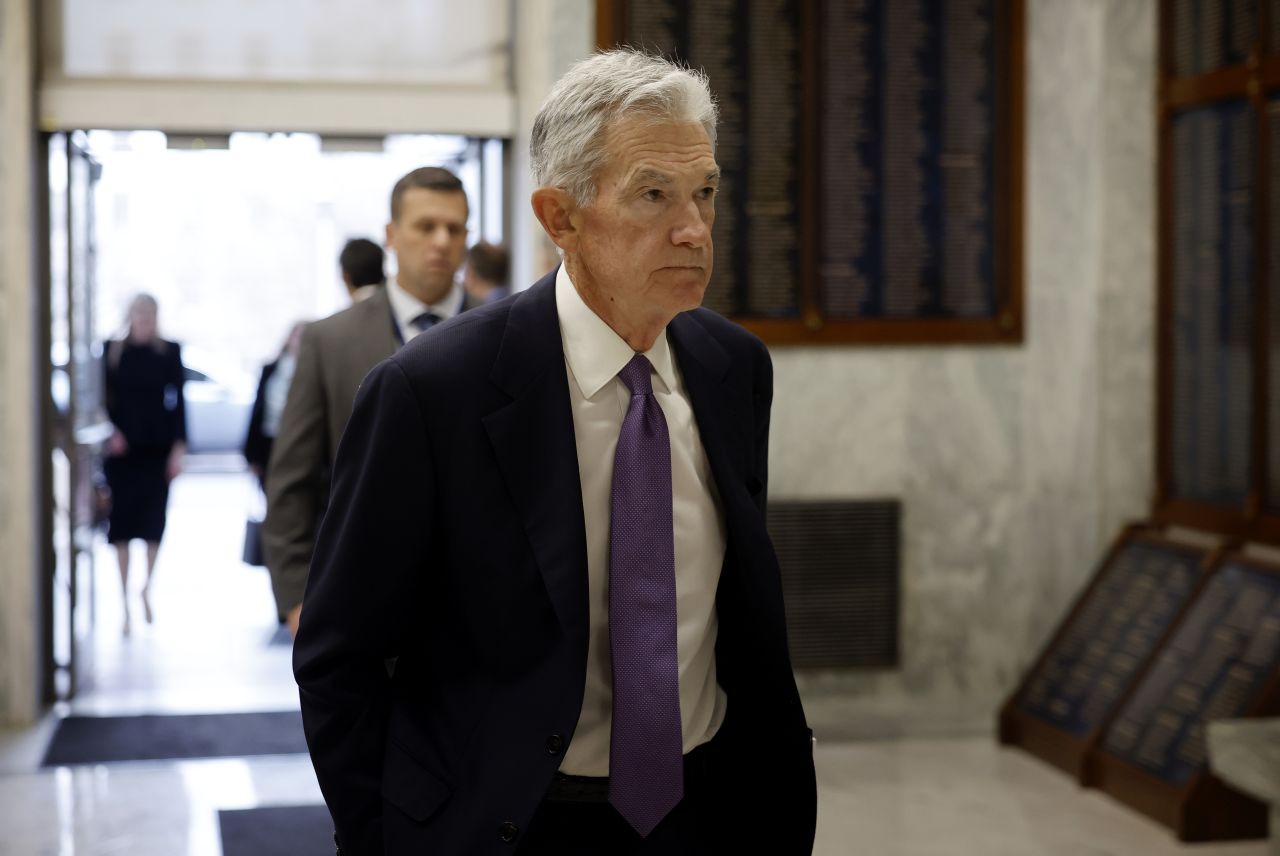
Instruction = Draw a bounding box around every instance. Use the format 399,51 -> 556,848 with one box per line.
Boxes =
264,167 -> 474,634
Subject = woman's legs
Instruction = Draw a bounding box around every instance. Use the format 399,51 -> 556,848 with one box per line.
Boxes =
141,541 -> 160,624
114,540 -> 132,634
114,539 -> 160,631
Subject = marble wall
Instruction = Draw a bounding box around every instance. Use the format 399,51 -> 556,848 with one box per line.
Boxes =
0,0 -> 41,726
775,0 -> 1157,736
510,0 -> 594,293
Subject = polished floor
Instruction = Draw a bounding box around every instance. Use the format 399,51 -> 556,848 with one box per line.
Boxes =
0,470 -> 1271,855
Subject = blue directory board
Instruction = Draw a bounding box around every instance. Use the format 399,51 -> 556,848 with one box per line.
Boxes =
1101,560 -> 1280,784
624,0 -> 1003,321
1169,100 -> 1255,507
1017,540 -> 1203,737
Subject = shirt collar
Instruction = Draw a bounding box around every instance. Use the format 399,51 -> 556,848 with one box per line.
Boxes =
387,276 -> 463,333
555,264 -> 677,399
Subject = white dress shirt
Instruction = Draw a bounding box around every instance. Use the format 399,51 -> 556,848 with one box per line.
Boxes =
555,264 -> 728,777
386,277 -> 464,343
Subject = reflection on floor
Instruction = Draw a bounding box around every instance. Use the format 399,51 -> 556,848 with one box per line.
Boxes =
0,470 -> 1271,855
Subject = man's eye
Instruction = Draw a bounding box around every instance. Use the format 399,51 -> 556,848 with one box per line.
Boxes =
698,186 -> 718,200
642,189 -> 663,202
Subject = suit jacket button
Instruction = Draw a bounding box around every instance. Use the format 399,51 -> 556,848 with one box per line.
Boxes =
498,821 -> 519,843
545,733 -> 564,754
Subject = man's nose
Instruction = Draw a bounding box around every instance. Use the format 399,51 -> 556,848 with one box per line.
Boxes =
671,201 -> 711,247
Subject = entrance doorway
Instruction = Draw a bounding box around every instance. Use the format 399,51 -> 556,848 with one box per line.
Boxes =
42,129 -> 506,707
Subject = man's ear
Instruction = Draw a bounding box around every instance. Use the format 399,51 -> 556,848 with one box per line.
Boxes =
530,188 -> 580,253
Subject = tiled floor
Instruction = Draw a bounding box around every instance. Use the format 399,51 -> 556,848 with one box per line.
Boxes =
0,470 -> 1271,855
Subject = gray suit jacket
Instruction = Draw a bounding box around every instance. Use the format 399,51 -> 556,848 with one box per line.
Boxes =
264,287 -> 447,615
261,286 -> 396,614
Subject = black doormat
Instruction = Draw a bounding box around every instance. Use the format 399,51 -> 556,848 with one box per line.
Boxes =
41,711 -> 308,766
219,805 -> 333,856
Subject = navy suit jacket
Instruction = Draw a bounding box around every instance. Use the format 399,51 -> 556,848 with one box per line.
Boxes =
293,270 -> 817,855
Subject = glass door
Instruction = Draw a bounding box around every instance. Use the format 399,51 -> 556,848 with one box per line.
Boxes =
47,131 -> 107,701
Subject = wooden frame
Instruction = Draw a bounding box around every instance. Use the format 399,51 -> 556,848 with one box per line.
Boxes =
1081,549 -> 1280,841
597,0 -> 1025,346
997,524 -> 1219,780
1003,525 -> 1279,842
1154,0 -> 1280,545
1084,755 -> 1270,842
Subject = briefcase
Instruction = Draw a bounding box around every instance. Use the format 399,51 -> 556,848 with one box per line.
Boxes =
242,517 -> 265,567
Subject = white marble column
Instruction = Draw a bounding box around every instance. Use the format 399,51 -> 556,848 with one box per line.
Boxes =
510,0 -> 595,291
0,0 -> 41,726
1096,0 -> 1156,532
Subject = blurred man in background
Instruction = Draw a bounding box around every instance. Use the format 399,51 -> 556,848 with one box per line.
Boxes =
462,240 -> 510,304
339,237 -> 385,302
263,166 -> 475,635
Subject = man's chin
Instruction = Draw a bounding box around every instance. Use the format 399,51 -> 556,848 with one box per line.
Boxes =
672,282 -> 709,314
404,274 -> 455,303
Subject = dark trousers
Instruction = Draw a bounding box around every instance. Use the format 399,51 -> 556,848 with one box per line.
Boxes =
517,737 -> 723,855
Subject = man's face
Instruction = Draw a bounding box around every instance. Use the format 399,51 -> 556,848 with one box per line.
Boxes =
386,188 -> 468,303
570,118 -> 718,330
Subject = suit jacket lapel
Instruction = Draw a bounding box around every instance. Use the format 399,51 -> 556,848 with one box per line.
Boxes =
366,288 -> 401,357
482,272 -> 589,634
668,312 -> 752,516
481,294 -> 753,633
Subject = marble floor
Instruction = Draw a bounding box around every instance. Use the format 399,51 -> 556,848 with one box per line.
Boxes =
0,470 -> 1271,855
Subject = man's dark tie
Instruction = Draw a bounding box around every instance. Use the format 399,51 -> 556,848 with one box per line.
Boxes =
409,312 -> 442,334
607,353 -> 683,838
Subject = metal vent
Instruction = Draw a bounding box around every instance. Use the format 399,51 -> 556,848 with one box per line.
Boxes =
767,500 -> 900,669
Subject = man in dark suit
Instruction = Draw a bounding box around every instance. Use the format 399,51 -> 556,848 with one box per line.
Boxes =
338,237 -> 386,302
263,167 -> 476,634
294,49 -> 817,855
462,240 -> 510,304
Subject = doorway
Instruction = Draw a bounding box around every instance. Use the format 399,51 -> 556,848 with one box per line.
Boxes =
42,128 -> 506,708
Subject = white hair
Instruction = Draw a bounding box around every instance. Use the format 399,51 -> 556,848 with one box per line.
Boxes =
530,48 -> 718,206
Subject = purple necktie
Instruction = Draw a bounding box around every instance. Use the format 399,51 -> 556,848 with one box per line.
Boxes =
607,354 -> 684,837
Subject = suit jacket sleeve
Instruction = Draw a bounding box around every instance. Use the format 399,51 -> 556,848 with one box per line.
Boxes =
719,333 -> 817,854
169,342 -> 188,447
754,339 -> 818,852
103,344 -> 118,427
263,324 -> 329,615
751,341 -> 772,517
293,357 -> 432,856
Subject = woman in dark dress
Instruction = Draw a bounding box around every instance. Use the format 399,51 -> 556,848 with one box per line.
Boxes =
102,294 -> 187,635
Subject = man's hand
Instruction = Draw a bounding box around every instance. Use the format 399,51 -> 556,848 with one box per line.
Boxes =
166,443 -> 186,482
105,430 -> 128,457
287,603 -> 303,637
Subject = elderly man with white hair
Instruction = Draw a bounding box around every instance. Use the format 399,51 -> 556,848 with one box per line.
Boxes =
293,48 -> 817,855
